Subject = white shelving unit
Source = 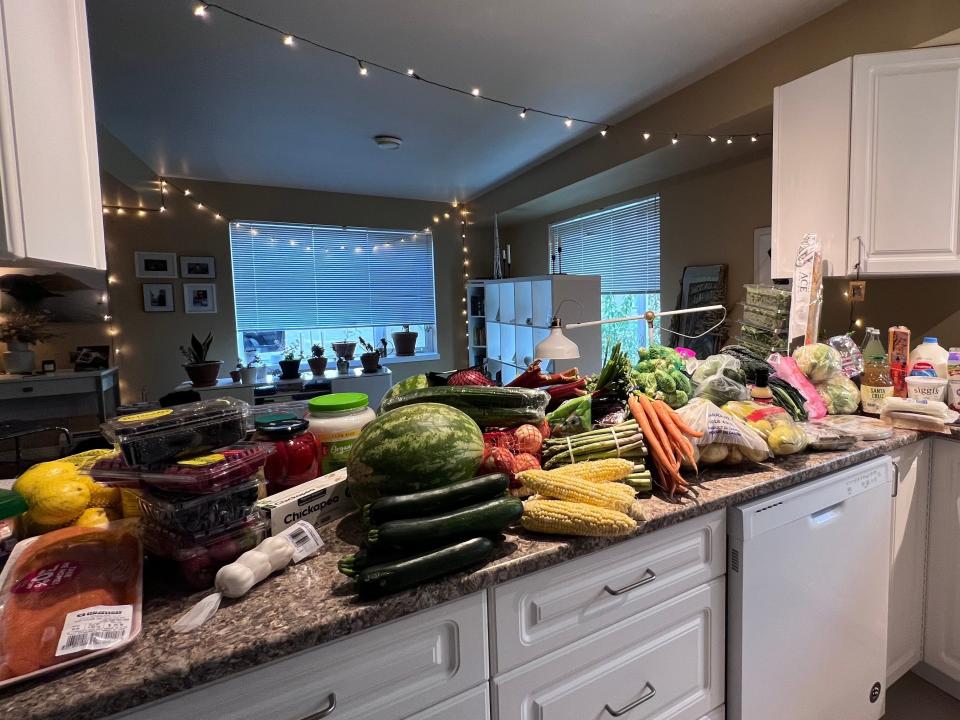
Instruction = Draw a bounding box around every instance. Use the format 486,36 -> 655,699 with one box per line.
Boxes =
468,275 -> 601,384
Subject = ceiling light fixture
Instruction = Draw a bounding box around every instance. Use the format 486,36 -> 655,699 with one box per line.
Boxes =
373,135 -> 402,150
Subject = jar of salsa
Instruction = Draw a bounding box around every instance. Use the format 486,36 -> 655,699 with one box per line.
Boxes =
254,415 -> 318,493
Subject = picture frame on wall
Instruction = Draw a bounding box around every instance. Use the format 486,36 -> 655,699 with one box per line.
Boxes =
184,283 -> 217,314
135,251 -> 178,278
142,283 -> 175,312
180,255 -> 216,279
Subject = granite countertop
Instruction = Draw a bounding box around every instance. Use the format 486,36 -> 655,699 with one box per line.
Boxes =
0,429 -> 923,720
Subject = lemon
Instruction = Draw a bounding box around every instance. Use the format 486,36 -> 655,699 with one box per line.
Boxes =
13,461 -> 78,505
29,477 -> 91,525
73,507 -> 110,528
87,482 -> 121,509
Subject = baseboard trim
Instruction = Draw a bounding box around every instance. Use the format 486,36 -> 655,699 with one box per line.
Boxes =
913,662 -> 960,701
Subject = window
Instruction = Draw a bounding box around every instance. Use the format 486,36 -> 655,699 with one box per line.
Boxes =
230,221 -> 436,367
548,196 -> 660,350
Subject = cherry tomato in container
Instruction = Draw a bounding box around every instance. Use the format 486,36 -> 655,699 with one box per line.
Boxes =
254,416 -> 319,493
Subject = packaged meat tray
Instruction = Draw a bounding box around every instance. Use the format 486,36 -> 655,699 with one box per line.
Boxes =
86,442 -> 270,495
137,478 -> 263,537
101,398 -> 253,466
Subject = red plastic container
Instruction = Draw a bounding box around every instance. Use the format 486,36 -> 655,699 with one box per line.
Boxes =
254,416 -> 319,493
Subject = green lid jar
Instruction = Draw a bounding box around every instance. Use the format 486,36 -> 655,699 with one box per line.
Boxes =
306,393 -> 376,475
0,489 -> 28,571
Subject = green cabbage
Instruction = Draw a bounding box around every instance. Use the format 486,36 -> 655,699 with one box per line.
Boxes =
815,374 -> 861,414
792,343 -> 843,383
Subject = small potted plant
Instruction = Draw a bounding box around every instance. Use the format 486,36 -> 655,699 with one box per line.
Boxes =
308,344 -> 328,375
230,360 -> 242,383
240,355 -> 260,385
0,310 -> 57,374
279,341 -> 303,379
179,332 -> 221,387
392,324 -> 418,357
358,336 -> 386,373
331,339 -> 356,360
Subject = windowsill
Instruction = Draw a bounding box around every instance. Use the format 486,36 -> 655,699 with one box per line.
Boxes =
379,352 -> 440,365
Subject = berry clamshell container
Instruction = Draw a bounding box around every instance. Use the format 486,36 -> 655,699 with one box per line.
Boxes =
137,478 -> 264,537
740,302 -> 789,332
100,398 -> 253,466
743,284 -> 792,313
84,442 -> 271,495
141,516 -> 268,590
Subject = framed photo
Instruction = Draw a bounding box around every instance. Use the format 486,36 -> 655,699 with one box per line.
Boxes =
142,283 -> 175,312
73,346 -> 110,371
180,255 -> 216,279
135,251 -> 177,278
184,283 -> 217,314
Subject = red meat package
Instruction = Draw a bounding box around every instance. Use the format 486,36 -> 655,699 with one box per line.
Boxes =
0,521 -> 142,687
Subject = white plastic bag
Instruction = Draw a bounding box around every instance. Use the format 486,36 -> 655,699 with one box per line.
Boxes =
675,398 -> 771,466
691,355 -> 748,405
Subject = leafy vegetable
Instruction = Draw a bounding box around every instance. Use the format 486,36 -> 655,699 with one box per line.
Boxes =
792,343 -> 843,383
815,374 -> 861,415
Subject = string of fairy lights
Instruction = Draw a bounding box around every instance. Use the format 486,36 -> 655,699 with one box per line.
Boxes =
189,2 -> 770,145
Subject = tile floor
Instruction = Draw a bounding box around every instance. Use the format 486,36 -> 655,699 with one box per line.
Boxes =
883,672 -> 960,719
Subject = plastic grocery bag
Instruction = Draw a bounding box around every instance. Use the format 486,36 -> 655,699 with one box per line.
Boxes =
675,398 -> 771,466
814,373 -> 861,415
721,400 -> 809,456
767,353 -> 828,420
546,395 -> 591,438
691,355 -> 749,405
0,520 -> 142,687
792,343 -> 842,383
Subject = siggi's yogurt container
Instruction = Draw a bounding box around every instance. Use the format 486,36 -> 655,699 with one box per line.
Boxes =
906,375 -> 948,402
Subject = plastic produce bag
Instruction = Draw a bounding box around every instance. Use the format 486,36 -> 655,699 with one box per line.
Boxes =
792,343 -> 843,383
828,335 -> 863,378
721,400 -> 809,456
546,395 -> 591,438
799,422 -> 857,451
0,521 -> 142,687
675,399 -> 770,466
767,354 -> 828,420
691,355 -> 749,405
814,374 -> 860,415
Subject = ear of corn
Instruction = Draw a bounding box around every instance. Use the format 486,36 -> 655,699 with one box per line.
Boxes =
547,459 -> 634,483
518,469 -> 636,514
521,499 -> 636,536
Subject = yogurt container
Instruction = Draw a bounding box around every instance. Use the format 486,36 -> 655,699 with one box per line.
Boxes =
906,375 -> 948,402
948,378 -> 960,412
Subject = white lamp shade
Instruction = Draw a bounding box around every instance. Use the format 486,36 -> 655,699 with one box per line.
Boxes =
535,325 -> 580,360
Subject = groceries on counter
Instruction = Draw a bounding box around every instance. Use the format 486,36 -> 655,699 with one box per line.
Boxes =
545,395 -> 592,438
830,334 -> 864,378
798,422 -> 857,451
861,351 -> 894,416
948,377 -> 960,412
813,414 -> 893,441
690,354 -> 749,405
256,469 -> 352,535
909,337 -> 949,378
906,376 -> 948,402
306,393 -> 376,476
792,343 -> 843,383
750,366 -> 774,405
253,415 -> 319,493
379,385 -> 550,428
767,353 -> 827,419
0,491 -> 27,570
889,326 -> 911,397
0,521 -> 142,687
720,344 -> 773,384
632,345 -> 692,409
675,398 -> 770,467
880,397 -> 959,434
627,394 -> 702,498
721,401 -> 809,456
540,420 -> 650,489
815,374 -> 861,415
788,234 -> 824,347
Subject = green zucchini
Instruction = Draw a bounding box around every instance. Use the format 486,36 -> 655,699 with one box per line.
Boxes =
379,385 -> 549,427
363,473 -> 509,526
368,497 -> 523,549
354,537 -> 495,597
337,544 -> 411,577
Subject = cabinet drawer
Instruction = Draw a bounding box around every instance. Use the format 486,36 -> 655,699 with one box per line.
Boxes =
491,510 -> 724,672
699,707 -> 724,720
0,377 -> 94,400
494,579 -> 725,720
116,593 -> 487,720
404,684 -> 489,720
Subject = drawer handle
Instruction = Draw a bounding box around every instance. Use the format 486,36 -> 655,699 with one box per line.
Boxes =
603,568 -> 656,596
604,682 -> 656,717
301,693 -> 336,719
21,387 -> 33,393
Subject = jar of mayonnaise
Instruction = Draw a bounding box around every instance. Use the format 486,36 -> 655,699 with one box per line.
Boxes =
306,393 -> 376,475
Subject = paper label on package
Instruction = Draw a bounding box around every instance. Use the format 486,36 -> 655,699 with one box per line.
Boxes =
789,233 -> 823,350
277,520 -> 324,563
56,605 -> 133,656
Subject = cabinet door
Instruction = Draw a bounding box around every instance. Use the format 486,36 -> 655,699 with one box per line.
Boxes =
924,439 -> 960,682
887,441 -> 931,685
771,57 -> 852,278
850,47 -> 960,275
0,0 -> 105,269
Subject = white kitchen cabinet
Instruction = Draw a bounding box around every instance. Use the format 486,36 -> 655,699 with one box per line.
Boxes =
403,684 -> 489,720
923,438 -> 960,685
494,579 -> 725,720
0,0 -> 106,269
887,440 -> 931,685
772,45 -> 960,278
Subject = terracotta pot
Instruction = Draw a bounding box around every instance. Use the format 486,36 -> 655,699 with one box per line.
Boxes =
360,352 -> 381,373
391,331 -> 418,356
230,370 -> 242,382
308,356 -> 328,375
184,360 -> 222,387
331,342 -> 356,360
278,358 -> 302,379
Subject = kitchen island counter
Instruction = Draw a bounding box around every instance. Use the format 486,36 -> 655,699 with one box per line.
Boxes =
0,429 -> 921,720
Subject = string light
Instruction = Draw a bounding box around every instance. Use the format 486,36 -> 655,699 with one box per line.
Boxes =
183,189 -> 191,196
283,34 -> 294,46
600,126 -> 608,137
443,212 -> 450,219
642,131 -> 651,141
708,136 -> 717,143
726,136 -> 734,145
471,88 -> 480,97
102,207 -> 110,214
432,215 -> 440,223
193,4 -> 207,17
751,134 -> 758,143
564,117 -> 573,128
406,68 -> 416,76
519,108 -> 527,119
358,60 -> 368,76
671,134 -> 679,145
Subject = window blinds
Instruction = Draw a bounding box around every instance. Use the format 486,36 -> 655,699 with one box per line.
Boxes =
230,222 -> 436,332
548,196 -> 660,294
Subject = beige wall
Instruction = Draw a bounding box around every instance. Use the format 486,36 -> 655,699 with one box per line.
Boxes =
502,153 -> 773,328
101,171 -> 479,403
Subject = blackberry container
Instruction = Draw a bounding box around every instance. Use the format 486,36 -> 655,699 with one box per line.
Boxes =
136,478 -> 263,537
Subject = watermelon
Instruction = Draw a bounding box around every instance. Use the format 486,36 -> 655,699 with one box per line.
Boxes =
382,373 -> 429,404
347,403 -> 484,506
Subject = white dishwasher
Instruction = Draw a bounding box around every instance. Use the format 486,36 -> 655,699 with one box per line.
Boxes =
727,456 -> 893,720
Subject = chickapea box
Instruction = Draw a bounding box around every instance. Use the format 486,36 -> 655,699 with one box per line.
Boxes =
256,468 -> 352,535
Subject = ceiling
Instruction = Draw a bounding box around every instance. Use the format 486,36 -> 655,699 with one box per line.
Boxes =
87,0 -> 846,203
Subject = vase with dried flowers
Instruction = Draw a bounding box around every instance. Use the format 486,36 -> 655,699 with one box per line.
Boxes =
0,310 -> 56,374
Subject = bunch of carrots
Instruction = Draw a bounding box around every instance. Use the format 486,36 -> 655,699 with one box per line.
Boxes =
627,393 -> 703,499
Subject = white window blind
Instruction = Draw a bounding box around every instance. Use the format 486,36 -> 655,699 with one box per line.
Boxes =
230,222 -> 436,332
548,196 -> 660,294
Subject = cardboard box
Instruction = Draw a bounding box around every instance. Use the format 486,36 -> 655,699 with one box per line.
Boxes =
256,468 -> 353,535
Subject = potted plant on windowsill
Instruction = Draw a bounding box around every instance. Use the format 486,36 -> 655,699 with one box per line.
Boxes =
0,310 -> 56,374
358,337 -> 387,373
279,341 -> 303,379
392,324 -> 418,356
180,332 -> 221,387
308,344 -> 328,375
240,355 -> 261,385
